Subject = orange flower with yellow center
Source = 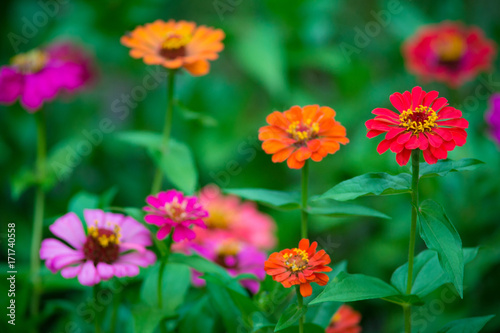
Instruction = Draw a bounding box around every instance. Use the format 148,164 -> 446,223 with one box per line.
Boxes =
121,20 -> 224,76
264,239 -> 332,297
259,105 -> 349,169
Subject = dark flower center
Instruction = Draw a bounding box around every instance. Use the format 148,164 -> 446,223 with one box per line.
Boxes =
83,225 -> 120,264
159,32 -> 191,59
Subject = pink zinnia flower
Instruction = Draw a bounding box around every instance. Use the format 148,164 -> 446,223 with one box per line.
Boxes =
194,185 -> 276,250
0,41 -> 93,112
184,236 -> 266,293
144,190 -> 208,242
403,21 -> 496,87
326,305 -> 362,333
39,209 -> 156,286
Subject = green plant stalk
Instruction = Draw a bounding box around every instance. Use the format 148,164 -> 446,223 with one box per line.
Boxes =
110,284 -> 120,333
30,111 -> 46,318
405,149 -> 420,333
151,69 -> 176,194
157,235 -> 174,309
301,160 -> 309,239
295,285 -> 304,333
94,285 -> 103,333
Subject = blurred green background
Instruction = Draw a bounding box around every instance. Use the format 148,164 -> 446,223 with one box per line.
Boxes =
1,0 -> 500,332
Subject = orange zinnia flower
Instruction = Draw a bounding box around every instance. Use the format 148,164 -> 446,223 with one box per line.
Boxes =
121,20 -> 224,76
264,239 -> 332,297
259,105 -> 348,169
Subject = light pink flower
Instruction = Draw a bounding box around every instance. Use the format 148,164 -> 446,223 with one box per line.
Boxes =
144,190 -> 208,242
195,184 -> 276,250
39,209 -> 156,286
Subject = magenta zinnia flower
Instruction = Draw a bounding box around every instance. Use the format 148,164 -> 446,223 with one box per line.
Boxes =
39,209 -> 156,286
144,190 -> 208,242
486,93 -> 500,145
184,236 -> 266,293
403,21 -> 496,87
0,41 -> 93,112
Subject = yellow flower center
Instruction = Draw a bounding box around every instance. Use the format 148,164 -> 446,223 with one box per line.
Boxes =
287,119 -> 320,142
399,105 -> 438,133
162,31 -> 192,50
87,221 -> 121,247
218,240 -> 240,256
283,248 -> 309,272
332,312 -> 342,323
164,197 -> 188,223
159,28 -> 192,59
434,33 -> 466,62
205,210 -> 230,229
11,49 -> 48,74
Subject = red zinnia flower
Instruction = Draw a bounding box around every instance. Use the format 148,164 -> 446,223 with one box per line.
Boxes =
259,105 -> 349,169
403,21 -> 496,87
366,87 -> 468,166
326,305 -> 362,333
264,239 -> 331,297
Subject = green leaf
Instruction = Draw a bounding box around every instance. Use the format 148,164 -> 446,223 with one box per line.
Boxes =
305,301 -> 341,329
179,296 -> 218,333
418,158 -> 485,178
204,274 -> 244,333
316,173 -> 411,201
224,188 -> 301,210
132,304 -> 176,333
140,262 -> 191,310
310,272 -> 400,304
233,21 -> 287,99
175,99 -> 218,127
10,167 -> 37,200
391,248 -> 479,297
418,200 -> 464,298
149,139 -> 198,194
437,315 -> 495,333
275,303 -> 308,332
68,191 -> 99,221
115,131 -> 162,149
169,253 -> 246,294
307,201 -> 390,219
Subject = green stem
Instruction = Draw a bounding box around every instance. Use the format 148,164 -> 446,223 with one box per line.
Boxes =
93,285 -> 102,333
300,160 -> 309,239
295,285 -> 304,333
404,305 -> 411,333
30,111 -> 46,318
110,286 -> 120,333
405,149 -> 420,333
157,235 -> 174,309
151,69 -> 176,194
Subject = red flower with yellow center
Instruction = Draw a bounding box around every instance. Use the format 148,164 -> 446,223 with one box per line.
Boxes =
259,105 -> 349,169
403,21 -> 496,87
264,239 -> 331,297
121,20 -> 224,76
366,86 -> 468,166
